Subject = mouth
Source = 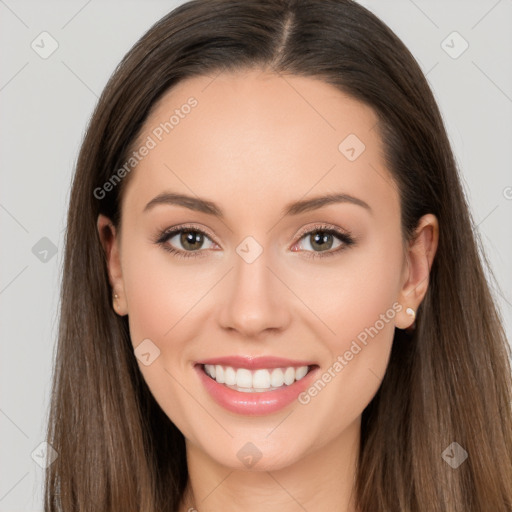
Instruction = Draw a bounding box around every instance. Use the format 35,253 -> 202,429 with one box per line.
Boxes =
194,357 -> 320,416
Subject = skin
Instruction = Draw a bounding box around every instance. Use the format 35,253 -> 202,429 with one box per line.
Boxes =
98,68 -> 438,512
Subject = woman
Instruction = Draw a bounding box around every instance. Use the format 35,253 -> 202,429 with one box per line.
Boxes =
44,0 -> 512,510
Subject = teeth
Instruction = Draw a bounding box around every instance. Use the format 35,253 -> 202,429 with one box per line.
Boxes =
253,369 -> 270,388
236,368 -> 252,388
203,364 -> 310,392
215,365 -> 224,383
224,366 -> 236,386
284,367 -> 295,385
270,368 -> 284,387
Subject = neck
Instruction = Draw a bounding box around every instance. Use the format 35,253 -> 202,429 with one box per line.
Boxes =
178,418 -> 361,512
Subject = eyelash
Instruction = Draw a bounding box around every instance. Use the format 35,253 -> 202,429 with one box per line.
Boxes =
154,223 -> 355,260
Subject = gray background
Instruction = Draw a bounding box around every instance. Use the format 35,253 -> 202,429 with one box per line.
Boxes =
1,0 -> 511,509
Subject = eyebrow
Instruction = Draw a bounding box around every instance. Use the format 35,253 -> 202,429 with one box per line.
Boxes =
143,191 -> 372,217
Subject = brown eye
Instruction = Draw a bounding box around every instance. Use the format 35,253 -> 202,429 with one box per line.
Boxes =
308,231 -> 336,252
179,230 -> 206,251
156,226 -> 216,259
292,225 -> 356,260
296,229 -> 352,253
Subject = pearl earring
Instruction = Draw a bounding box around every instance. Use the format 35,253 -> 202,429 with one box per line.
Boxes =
404,306 -> 416,333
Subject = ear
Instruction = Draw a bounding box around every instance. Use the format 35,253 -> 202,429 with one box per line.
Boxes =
396,213 -> 439,329
97,214 -> 128,316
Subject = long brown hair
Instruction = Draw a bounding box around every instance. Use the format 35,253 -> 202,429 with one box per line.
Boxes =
44,0 -> 512,510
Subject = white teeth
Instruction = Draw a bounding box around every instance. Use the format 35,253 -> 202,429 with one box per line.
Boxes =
203,364 -> 311,391
224,366 -> 237,386
253,369 -> 270,388
295,366 -> 308,380
214,365 -> 223,383
284,367 -> 295,385
236,368 -> 253,388
270,368 -> 284,387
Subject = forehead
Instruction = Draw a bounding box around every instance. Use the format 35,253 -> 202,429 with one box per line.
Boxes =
122,69 -> 398,220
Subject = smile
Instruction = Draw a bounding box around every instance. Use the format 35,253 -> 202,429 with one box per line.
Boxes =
194,356 -> 320,415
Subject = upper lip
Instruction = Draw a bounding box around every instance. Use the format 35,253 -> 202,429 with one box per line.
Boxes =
195,355 -> 317,370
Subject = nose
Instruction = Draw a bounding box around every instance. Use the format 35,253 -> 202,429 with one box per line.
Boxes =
217,247 -> 291,338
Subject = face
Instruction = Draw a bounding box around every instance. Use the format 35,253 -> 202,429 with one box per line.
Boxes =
99,68 -> 437,472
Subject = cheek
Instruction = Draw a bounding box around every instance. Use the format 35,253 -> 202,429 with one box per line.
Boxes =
120,243 -> 203,433
121,239 -> 206,347
293,235 -> 403,418
292,232 -> 403,345
120,240 -> 216,414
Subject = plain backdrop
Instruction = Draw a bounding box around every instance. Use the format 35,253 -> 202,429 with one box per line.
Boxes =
1,0 -> 511,509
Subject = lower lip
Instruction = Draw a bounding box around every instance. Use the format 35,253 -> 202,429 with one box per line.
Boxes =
195,364 -> 319,416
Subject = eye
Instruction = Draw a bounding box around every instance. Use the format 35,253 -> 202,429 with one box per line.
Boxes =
291,224 -> 355,259
155,225 -> 217,259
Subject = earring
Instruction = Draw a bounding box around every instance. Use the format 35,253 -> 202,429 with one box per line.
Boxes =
113,292 -> 119,311
405,307 -> 416,333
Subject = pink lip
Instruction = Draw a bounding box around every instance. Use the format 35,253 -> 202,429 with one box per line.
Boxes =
195,355 -> 315,370
194,363 -> 320,416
